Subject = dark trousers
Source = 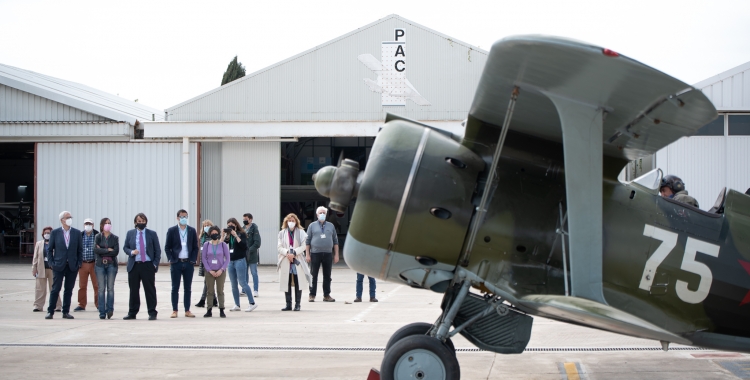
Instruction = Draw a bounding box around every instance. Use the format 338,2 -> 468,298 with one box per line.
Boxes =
288,273 -> 300,293
170,261 -> 194,311
309,252 -> 332,297
128,262 -> 157,317
48,265 -> 77,314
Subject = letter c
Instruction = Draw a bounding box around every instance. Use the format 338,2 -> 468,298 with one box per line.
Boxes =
395,60 -> 405,72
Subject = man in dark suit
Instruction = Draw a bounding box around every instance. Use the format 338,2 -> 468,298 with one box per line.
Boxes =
164,209 -> 199,318
122,213 -> 161,320
46,211 -> 83,319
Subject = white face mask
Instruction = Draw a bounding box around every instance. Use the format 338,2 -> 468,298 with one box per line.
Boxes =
318,213 -> 326,222
287,222 -> 296,229
43,234 -> 50,240
84,225 -> 93,232
65,218 -> 73,227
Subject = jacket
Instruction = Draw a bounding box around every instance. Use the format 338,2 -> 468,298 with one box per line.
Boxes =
94,233 -> 120,265
276,227 -> 311,291
47,227 -> 83,272
673,190 -> 699,208
32,240 -> 50,277
164,225 -> 199,264
122,228 -> 162,272
244,223 -> 261,264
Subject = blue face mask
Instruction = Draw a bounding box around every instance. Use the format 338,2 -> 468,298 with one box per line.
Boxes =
179,217 -> 188,226
318,213 -> 326,222
203,226 -> 210,233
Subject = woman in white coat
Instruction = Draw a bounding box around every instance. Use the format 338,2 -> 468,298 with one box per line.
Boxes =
277,213 -> 310,311
32,226 -> 61,312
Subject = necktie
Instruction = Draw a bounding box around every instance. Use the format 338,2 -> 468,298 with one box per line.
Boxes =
139,231 -> 146,262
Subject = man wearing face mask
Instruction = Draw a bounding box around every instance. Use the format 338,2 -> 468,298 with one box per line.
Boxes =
164,209 -> 199,318
73,218 -> 99,312
45,211 -> 83,319
305,206 -> 339,302
242,213 -> 261,298
122,213 -> 161,320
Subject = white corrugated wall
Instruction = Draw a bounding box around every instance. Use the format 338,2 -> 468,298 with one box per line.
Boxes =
0,84 -> 108,122
200,142 -> 222,225
0,122 -> 130,139
219,142 -> 280,265
168,15 -> 486,122
37,143 -> 198,262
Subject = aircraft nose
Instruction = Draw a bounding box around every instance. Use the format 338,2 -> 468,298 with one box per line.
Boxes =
313,119 -> 484,285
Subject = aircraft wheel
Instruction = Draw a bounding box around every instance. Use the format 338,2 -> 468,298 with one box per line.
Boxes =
381,335 -> 460,380
385,322 -> 456,353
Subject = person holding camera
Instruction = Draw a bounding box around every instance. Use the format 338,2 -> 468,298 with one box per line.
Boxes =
202,226 -> 230,318
224,218 -> 257,312
277,213 -> 309,311
94,218 -> 119,319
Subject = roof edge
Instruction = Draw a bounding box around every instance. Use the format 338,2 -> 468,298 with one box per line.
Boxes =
693,60 -> 750,89
167,14 -> 488,111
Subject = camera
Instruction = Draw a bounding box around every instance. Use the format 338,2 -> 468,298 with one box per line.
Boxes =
223,227 -> 232,233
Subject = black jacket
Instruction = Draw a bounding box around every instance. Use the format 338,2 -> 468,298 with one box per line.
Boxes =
164,225 -> 199,264
226,231 -> 248,261
244,223 -> 261,264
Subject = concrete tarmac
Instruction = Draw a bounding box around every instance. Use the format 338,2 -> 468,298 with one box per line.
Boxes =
0,263 -> 747,379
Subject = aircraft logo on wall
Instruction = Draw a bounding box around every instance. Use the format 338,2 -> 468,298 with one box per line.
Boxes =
358,28 -> 431,107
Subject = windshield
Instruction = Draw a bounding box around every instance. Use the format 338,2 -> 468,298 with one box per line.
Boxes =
630,168 -> 663,190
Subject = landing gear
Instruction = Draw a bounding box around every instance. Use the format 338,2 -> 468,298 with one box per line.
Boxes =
385,322 -> 456,354
380,335 -> 460,380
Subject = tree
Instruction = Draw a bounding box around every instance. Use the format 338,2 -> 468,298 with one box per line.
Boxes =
221,56 -> 246,86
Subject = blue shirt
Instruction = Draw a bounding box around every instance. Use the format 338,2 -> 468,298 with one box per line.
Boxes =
82,232 -> 95,261
136,229 -> 151,262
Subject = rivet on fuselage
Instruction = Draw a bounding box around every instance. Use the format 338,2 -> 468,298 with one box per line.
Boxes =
484,236 -> 491,243
430,207 -> 452,220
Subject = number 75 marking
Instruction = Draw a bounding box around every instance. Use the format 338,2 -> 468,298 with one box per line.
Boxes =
639,224 -> 720,304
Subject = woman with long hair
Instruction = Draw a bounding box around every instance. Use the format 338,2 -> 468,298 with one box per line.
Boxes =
32,226 -> 61,312
277,213 -> 310,311
94,218 -> 119,319
225,217 -> 257,312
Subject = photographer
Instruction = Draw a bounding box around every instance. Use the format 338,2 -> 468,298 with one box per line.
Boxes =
224,218 -> 257,312
276,213 -> 309,311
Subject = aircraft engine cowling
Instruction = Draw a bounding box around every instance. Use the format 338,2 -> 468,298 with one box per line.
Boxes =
314,119 -> 485,288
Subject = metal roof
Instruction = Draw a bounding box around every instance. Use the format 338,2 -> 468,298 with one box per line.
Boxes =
0,63 -> 164,125
693,61 -> 750,112
166,14 -> 488,122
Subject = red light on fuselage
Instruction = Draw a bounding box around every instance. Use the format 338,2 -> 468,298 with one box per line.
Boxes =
603,48 -> 620,57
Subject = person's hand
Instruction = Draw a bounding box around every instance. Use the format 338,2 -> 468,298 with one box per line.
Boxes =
305,254 -> 311,263
230,229 -> 238,238
96,245 -> 100,249
107,248 -> 113,252
32,269 -> 37,277
131,249 -> 139,256
287,253 -> 295,262
221,231 -> 227,241
217,269 -> 223,276
334,254 -> 339,264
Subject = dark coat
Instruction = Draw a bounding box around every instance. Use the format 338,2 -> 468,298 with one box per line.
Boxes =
122,228 -> 161,272
244,223 -> 261,264
94,233 -> 120,265
47,227 -> 83,272
164,225 -> 199,264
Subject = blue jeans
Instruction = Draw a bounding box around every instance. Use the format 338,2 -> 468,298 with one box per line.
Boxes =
356,273 -> 376,299
248,263 -> 259,292
170,261 -> 194,311
228,259 -> 255,306
95,262 -> 118,316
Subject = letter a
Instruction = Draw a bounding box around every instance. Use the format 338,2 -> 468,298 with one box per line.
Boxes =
395,45 -> 405,57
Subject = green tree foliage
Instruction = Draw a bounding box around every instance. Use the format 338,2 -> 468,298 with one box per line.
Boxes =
221,56 -> 246,86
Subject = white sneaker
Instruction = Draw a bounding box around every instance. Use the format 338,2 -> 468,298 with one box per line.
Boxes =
244,304 -> 258,312
229,305 -> 241,311
253,290 -> 258,297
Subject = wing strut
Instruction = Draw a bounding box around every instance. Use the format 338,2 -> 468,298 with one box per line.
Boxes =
543,93 -> 606,304
459,86 -> 519,266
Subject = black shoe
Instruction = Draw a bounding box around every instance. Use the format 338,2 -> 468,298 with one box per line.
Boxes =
62,313 -> 74,319
294,303 -> 300,311
204,308 -> 212,318
219,308 -> 226,318
100,315 -> 106,319
73,306 -> 85,312
294,290 -> 302,311
148,315 -> 157,320
55,309 -> 61,312
45,313 -> 53,319
282,292 -> 292,311
33,308 -> 42,312
123,315 -> 136,320
107,311 -> 113,319
195,300 -> 205,308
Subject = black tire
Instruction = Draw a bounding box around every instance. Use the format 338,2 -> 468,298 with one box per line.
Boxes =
380,335 -> 460,380
385,322 -> 456,353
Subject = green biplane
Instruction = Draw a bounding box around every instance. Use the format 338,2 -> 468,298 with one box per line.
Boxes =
313,35 -> 749,380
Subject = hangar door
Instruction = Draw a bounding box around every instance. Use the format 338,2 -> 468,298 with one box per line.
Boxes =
37,142 -> 198,262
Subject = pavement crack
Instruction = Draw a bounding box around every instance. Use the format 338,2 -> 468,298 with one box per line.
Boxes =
486,353 -> 497,380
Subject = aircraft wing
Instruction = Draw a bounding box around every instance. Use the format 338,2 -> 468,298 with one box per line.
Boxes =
363,78 -> 383,93
405,79 -> 432,106
358,54 -> 384,72
464,35 -> 717,165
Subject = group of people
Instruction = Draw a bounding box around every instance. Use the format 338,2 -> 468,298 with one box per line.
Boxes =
33,206 -> 377,321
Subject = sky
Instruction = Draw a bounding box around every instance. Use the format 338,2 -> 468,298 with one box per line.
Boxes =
1,0 -> 749,111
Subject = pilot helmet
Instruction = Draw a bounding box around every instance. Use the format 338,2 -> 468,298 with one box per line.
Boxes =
660,175 -> 685,194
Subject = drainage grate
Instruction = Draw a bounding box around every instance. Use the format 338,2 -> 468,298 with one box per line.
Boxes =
0,343 -> 709,353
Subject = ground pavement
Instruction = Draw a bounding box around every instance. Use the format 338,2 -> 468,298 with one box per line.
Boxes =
0,263 -> 748,379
